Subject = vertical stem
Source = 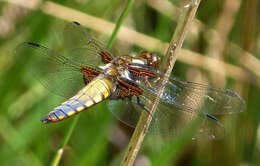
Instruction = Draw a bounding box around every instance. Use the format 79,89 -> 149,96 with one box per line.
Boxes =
241,0 -> 258,164
50,116 -> 79,166
50,1 -> 135,166
206,0 -> 241,87
106,0 -> 135,50
120,1 -> 201,166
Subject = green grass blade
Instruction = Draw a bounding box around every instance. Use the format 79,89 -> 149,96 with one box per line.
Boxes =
106,0 -> 135,50
50,116 -> 79,166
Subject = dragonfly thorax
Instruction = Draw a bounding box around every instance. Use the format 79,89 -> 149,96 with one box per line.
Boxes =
99,61 -> 133,82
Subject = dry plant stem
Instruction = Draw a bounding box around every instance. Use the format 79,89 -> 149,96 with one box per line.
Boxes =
146,0 -> 260,84
120,1 -> 201,166
6,0 -> 260,86
240,0 -> 258,96
206,0 -> 241,86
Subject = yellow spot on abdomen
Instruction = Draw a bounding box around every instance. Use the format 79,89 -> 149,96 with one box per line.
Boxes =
67,111 -> 75,116
58,115 -> 65,120
76,106 -> 85,112
93,94 -> 102,103
103,90 -> 109,98
85,99 -> 94,107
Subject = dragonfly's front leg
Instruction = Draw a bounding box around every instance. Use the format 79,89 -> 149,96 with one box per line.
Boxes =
144,76 -> 153,88
145,77 -> 169,93
131,96 -> 154,118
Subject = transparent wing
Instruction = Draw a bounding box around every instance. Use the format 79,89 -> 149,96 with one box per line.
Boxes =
15,42 -> 86,98
108,95 -> 225,140
63,21 -> 114,67
146,94 -> 225,140
127,73 -> 246,115
108,75 -> 245,139
108,99 -> 141,128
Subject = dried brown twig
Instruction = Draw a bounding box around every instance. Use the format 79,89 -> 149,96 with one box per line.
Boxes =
6,0 -> 260,86
120,1 -> 201,165
205,0 -> 241,86
147,0 -> 260,86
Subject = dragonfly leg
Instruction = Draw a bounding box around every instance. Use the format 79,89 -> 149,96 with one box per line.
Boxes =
136,96 -> 154,118
203,113 -> 225,139
147,79 -> 169,93
144,77 -> 153,89
205,113 -> 224,127
155,79 -> 168,91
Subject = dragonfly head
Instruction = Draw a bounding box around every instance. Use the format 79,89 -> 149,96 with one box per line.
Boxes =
139,51 -> 160,68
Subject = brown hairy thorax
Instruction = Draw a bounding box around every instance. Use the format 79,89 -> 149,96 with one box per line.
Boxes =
80,51 -> 159,98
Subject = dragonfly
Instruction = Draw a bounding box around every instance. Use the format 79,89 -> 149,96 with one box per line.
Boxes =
16,21 -> 246,139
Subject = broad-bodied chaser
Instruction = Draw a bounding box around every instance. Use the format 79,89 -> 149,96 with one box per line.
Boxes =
16,21 -> 246,139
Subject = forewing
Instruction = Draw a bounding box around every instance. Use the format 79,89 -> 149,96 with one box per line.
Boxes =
121,66 -> 245,116
15,42 -> 86,98
63,21 -> 114,67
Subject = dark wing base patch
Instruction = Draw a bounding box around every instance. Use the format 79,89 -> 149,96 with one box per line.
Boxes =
80,66 -> 100,85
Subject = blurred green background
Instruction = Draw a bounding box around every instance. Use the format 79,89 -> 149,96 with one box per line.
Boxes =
0,0 -> 259,166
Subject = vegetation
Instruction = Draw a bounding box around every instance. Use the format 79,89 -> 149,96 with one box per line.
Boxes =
0,0 -> 259,166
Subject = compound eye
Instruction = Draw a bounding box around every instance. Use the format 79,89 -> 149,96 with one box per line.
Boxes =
139,51 -> 150,59
139,51 -> 160,68
150,53 -> 160,68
